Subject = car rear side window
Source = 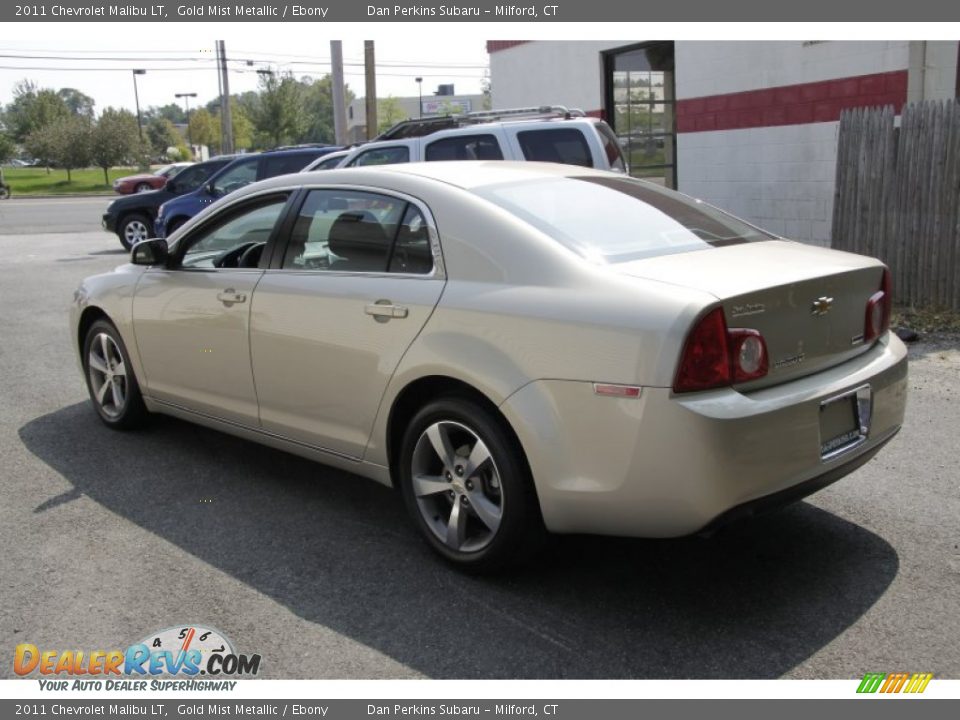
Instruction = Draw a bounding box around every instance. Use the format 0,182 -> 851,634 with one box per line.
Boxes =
425,134 -> 504,161
516,128 -> 593,168
260,152 -> 319,178
473,176 -> 771,263
281,190 -> 431,274
349,146 -> 410,167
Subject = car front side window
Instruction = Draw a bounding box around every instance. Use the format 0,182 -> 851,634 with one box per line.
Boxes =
179,196 -> 288,270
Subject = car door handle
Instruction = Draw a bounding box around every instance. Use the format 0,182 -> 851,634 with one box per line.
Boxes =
217,289 -> 247,306
365,301 -> 408,319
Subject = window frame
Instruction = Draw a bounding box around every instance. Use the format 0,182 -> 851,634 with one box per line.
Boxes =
267,184 -> 445,280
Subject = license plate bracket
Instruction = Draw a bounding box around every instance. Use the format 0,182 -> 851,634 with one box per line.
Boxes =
820,385 -> 872,461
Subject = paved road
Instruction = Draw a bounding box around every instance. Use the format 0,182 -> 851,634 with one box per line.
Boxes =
1,225 -> 958,679
0,196 -> 112,235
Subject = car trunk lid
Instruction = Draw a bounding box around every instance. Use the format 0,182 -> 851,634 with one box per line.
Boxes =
614,240 -> 887,389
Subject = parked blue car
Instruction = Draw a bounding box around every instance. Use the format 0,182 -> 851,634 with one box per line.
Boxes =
155,146 -> 341,238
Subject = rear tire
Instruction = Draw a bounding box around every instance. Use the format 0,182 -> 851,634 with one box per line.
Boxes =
134,182 -> 152,193
398,397 -> 545,572
82,319 -> 148,430
118,213 -> 152,250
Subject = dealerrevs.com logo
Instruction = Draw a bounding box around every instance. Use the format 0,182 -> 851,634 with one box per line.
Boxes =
14,625 -> 261,691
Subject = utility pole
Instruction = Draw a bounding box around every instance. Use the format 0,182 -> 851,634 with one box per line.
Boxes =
217,40 -> 234,154
330,40 -> 348,146
364,41 -> 377,140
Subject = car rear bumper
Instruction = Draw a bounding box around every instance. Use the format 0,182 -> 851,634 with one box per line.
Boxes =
499,333 -> 908,537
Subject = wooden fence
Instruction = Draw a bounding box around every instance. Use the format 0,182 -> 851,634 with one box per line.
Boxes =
832,99 -> 960,310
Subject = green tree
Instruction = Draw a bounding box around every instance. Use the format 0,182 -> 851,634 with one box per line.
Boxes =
187,108 -> 217,149
0,130 -> 15,164
300,75 -> 353,144
4,80 -> 70,143
23,124 -> 58,170
252,71 -> 305,147
146,117 -> 182,158
57,88 -> 96,118
210,99 -> 254,152
377,96 -> 406,133
53,115 -> 92,182
91,108 -> 139,184
145,103 -> 187,125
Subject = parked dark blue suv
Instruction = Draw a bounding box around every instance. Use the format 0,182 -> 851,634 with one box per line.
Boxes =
155,146 -> 341,238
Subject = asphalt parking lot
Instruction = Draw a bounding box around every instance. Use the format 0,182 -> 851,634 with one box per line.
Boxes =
1,216 -> 958,679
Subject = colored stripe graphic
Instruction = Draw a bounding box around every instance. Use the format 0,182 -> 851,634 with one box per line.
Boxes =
857,672 -> 933,694
857,673 -> 886,693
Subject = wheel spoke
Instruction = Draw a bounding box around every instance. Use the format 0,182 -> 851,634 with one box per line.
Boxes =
112,360 -> 126,378
463,438 -> 492,478
445,497 -> 468,550
88,353 -> 108,374
99,334 -> 111,366
96,379 -> 111,405
110,378 -> 125,410
425,423 -> 456,470
467,491 -> 502,533
413,474 -> 450,497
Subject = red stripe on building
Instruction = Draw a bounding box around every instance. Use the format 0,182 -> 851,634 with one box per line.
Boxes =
486,41 -> 531,53
676,70 -> 908,133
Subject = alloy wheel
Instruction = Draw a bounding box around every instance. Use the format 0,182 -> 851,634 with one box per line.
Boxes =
123,220 -> 149,245
87,332 -> 128,418
411,420 -> 504,553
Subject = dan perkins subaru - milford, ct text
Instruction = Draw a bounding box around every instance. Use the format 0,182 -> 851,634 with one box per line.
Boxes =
367,5 -> 557,16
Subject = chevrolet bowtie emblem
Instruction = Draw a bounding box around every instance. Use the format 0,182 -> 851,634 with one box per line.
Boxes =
811,296 -> 834,316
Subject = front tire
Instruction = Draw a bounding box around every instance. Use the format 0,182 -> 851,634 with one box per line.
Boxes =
82,319 -> 148,430
134,182 -> 152,193
118,213 -> 153,250
398,397 -> 545,571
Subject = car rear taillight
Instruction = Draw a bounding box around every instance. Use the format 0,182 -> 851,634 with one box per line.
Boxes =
674,308 -> 769,393
864,267 -> 892,343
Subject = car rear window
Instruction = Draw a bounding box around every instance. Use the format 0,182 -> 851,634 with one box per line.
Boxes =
472,175 -> 772,263
516,128 -> 593,168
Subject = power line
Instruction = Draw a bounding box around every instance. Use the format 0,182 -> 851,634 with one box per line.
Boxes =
0,50 -> 488,69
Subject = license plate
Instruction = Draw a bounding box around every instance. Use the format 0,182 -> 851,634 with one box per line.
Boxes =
820,385 -> 871,460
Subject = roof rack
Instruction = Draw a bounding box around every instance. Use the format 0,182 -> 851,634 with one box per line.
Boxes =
462,105 -> 586,123
373,105 -> 588,141
376,116 -> 459,141
263,143 -> 336,153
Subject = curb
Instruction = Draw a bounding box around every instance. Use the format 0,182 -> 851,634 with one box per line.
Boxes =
2,193 -> 115,199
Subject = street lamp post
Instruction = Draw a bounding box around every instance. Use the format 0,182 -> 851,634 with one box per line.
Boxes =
415,77 -> 423,119
175,92 -> 198,153
132,69 -> 146,144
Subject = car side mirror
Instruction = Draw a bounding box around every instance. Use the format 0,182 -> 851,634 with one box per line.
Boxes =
165,179 -> 178,194
206,181 -> 222,198
131,238 -> 169,266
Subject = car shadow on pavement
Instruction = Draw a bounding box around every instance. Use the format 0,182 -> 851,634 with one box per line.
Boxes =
19,403 -> 899,679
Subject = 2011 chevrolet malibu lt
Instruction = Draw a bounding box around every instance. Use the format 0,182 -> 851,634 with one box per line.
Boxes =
70,162 -> 908,571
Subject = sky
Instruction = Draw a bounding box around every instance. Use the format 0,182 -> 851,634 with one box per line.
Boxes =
0,26 -> 490,116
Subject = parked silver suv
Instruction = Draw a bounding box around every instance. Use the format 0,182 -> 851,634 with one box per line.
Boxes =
303,106 -> 628,173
